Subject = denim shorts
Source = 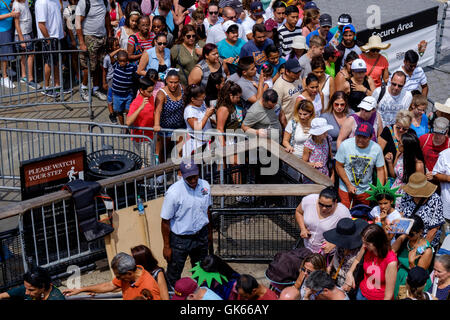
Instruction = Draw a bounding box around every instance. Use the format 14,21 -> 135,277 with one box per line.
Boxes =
112,92 -> 133,113
107,87 -> 113,104
15,33 -> 35,52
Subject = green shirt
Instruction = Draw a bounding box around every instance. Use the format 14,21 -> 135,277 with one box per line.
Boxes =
325,62 -> 336,78
7,285 -> 66,300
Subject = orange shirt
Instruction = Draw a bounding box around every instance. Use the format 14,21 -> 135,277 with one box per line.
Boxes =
359,53 -> 389,88
112,266 -> 161,300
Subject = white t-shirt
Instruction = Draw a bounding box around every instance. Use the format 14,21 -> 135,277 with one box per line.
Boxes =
63,5 -> 77,38
432,148 -> 450,220
206,22 -> 247,44
301,194 -> 352,253
285,119 -> 310,158
372,87 -> 412,127
241,16 -> 256,38
369,206 -> 403,224
35,0 -> 65,39
183,103 -> 212,156
13,1 -> 33,35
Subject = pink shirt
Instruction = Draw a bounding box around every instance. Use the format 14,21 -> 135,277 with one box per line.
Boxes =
301,194 -> 352,253
360,250 -> 397,300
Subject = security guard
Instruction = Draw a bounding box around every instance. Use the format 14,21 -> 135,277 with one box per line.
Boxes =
161,159 -> 212,288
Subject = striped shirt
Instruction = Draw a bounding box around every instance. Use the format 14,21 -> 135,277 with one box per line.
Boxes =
394,65 -> 427,93
112,62 -> 137,96
127,32 -> 156,52
278,24 -> 302,59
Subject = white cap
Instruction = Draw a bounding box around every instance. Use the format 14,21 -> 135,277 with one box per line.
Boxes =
351,58 -> 367,72
222,20 -> 238,33
358,96 -> 377,111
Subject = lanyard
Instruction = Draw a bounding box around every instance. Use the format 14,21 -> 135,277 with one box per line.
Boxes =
0,0 -> 11,12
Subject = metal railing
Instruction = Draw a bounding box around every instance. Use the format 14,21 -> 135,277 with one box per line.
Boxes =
0,38 -> 92,117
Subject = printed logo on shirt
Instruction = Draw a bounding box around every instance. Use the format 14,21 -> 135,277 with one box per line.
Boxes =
252,51 -> 267,66
201,187 -> 209,196
349,155 -> 372,186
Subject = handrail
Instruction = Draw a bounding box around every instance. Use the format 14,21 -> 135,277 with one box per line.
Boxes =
0,138 -> 333,219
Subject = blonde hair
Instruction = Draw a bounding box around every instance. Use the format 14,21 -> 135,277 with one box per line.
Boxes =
293,99 -> 315,128
395,110 -> 413,128
410,94 -> 428,110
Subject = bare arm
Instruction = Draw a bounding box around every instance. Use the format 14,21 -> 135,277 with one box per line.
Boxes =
216,106 -> 230,146
336,117 -> 354,149
161,219 -> 172,262
384,261 -> 398,300
336,160 -> 356,194
0,292 -> 11,299
421,84 -> 428,97
75,15 -> 86,50
295,200 -> 310,239
382,68 -> 389,85
157,272 -> 170,300
282,131 -> 294,152
137,51 -> 150,77
153,90 -> 165,131
376,165 -> 386,186
279,109 -> 287,129
127,41 -> 142,62
63,281 -> 118,296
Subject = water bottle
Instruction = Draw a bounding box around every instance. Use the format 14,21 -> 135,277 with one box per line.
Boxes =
137,196 -> 145,215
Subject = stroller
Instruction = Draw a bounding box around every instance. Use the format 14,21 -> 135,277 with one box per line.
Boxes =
265,247 -> 312,296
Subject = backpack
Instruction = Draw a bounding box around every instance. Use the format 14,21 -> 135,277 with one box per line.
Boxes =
265,247 -> 312,284
85,0 -> 109,17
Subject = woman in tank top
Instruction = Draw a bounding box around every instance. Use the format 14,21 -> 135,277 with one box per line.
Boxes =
298,73 -> 324,117
154,70 -> 186,162
305,56 -> 335,111
342,58 -> 376,112
188,43 -> 227,87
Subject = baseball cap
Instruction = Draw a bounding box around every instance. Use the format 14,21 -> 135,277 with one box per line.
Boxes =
221,0 -> 244,15
351,58 -> 367,72
304,1 -> 319,10
406,267 -> 429,288
264,18 -> 278,32
171,277 -> 198,300
319,14 -> 332,27
180,159 -> 199,179
355,122 -> 374,138
285,59 -> 302,73
343,24 -> 356,34
250,1 -> 265,15
433,117 -> 449,134
222,20 -> 238,33
337,13 -> 352,26
358,96 -> 377,111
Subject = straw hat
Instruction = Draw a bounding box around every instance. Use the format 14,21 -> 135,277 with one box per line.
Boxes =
361,35 -> 391,52
435,98 -> 450,114
402,172 -> 437,198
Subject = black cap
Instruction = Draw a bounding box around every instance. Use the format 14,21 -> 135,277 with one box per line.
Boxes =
406,267 -> 429,288
338,13 -> 352,26
319,14 -> 332,27
285,59 -> 302,73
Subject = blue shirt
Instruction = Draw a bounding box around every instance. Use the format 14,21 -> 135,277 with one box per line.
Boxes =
160,178 -> 212,235
268,57 -> 286,77
305,28 -> 334,47
0,0 -> 13,32
146,47 -> 171,72
239,39 -> 273,72
112,62 -> 137,96
410,113 -> 429,138
152,8 -> 174,32
217,38 -> 246,75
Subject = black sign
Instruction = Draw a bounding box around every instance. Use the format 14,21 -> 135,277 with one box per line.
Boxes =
357,6 -> 439,43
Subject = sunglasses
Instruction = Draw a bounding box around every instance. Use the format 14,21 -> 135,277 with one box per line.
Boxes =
333,102 -> 346,107
370,49 -> 381,52
310,289 -> 324,300
185,34 -> 195,39
391,82 -> 404,88
227,15 -> 237,19
209,11 -> 218,15
318,202 -> 333,208
157,42 -> 167,46
301,267 -> 313,275
395,124 -> 408,132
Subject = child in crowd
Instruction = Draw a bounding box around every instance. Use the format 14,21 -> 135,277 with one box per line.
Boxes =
264,44 -> 286,84
145,69 -> 164,99
111,50 -> 138,127
13,0 -> 39,89
126,77 -> 156,167
103,37 -> 121,123
323,46 -> 339,78
302,117 -> 334,182
261,63 -> 275,89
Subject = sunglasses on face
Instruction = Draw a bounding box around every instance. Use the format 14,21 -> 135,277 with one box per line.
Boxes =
334,102 -> 346,107
185,34 -> 195,39
395,124 -> 408,132
391,82 -> 404,88
209,11 -> 218,15
370,49 -> 381,52
301,267 -> 313,275
318,202 -> 333,208
157,42 -> 167,46
227,15 -> 237,19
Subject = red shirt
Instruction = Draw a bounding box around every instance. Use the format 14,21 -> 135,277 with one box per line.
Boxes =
419,133 -> 450,171
359,250 -> 397,300
128,93 -> 155,141
238,287 -> 278,300
359,53 -> 389,88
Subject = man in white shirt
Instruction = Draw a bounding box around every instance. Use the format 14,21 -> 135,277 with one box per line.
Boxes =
241,1 -> 264,40
372,71 -> 412,127
432,148 -> 450,242
35,0 -> 65,97
206,6 -> 247,44
395,49 -> 428,97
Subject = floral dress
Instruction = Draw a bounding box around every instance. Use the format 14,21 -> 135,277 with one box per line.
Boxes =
304,135 -> 332,176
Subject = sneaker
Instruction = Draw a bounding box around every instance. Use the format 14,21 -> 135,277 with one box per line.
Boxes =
26,80 -> 41,90
80,88 -> 89,101
109,113 -> 117,124
93,90 -> 107,101
0,77 -> 16,89
42,89 -> 58,98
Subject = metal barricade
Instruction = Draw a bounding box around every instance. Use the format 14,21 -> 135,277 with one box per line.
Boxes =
0,38 -> 92,118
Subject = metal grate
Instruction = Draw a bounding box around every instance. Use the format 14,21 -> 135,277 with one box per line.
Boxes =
214,208 -> 300,262
0,229 -> 25,291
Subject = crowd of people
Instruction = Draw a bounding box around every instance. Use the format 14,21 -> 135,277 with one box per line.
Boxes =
0,0 -> 449,301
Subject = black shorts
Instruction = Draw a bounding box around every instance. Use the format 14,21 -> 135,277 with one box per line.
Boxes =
42,39 -> 61,65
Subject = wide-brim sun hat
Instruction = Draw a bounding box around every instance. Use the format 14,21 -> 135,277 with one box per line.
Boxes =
323,218 -> 368,250
309,117 -> 333,136
435,98 -> 450,114
291,36 -> 308,50
402,172 -> 437,198
361,35 -> 391,52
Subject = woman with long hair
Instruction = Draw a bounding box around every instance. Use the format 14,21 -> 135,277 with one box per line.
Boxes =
216,81 -> 243,146
204,72 -> 225,109
127,15 -> 155,65
282,99 -> 315,158
292,253 -> 327,299
300,8 -> 319,37
334,50 -> 359,92
170,25 -> 200,87
305,56 -> 335,110
297,73 -> 324,117
151,15 -> 174,48
131,245 -> 170,300
188,43 -> 227,87
137,33 -> 171,77
320,91 -> 352,156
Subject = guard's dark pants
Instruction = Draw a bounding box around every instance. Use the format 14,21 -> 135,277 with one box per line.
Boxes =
166,226 -> 209,289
